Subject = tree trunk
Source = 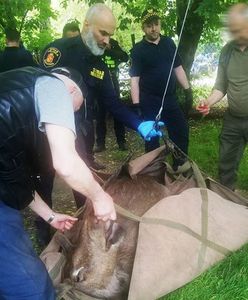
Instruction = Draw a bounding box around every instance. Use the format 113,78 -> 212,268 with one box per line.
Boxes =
176,0 -> 205,76
175,0 -> 205,114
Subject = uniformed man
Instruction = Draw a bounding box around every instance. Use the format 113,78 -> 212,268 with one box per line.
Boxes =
41,4 -> 146,168
130,8 -> 192,168
38,3 -> 164,246
95,38 -> 129,152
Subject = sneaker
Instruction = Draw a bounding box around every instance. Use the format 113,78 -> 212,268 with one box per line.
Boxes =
94,144 -> 106,153
118,143 -> 128,151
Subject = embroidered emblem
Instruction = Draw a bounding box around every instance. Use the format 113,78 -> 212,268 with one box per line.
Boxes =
43,47 -> 61,67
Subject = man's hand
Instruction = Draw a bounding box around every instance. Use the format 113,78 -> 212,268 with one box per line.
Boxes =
138,121 -> 165,141
49,213 -> 78,232
196,100 -> 210,115
92,191 -> 116,222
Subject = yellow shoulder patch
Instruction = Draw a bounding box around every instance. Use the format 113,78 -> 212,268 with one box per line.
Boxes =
90,68 -> 104,80
43,47 -> 61,67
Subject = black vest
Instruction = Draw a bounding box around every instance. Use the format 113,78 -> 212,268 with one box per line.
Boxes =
0,67 -> 54,210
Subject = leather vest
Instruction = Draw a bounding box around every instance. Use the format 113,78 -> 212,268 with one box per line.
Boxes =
0,67 -> 54,210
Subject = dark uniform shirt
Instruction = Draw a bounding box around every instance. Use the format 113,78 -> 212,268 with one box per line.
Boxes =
0,47 -> 36,73
41,36 -> 140,130
130,36 -> 181,99
102,38 -> 128,95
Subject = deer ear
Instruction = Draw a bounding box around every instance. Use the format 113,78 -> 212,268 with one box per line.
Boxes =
105,222 -> 124,250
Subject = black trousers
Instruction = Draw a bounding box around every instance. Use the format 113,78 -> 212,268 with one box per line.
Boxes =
140,93 -> 189,167
95,98 -> 126,146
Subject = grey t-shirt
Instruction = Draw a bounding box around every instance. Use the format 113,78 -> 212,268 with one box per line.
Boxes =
34,76 -> 76,134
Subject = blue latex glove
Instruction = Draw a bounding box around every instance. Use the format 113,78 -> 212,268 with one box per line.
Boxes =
138,121 -> 165,141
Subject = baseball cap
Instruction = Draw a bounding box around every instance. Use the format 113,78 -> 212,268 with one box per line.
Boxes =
51,67 -> 88,98
141,8 -> 160,25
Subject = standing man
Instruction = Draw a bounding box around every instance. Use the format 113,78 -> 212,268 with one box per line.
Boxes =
41,3 -> 163,169
95,38 -> 129,152
0,66 -> 119,299
0,27 -> 36,72
197,3 -> 248,191
130,9 -> 192,168
38,3 -> 163,245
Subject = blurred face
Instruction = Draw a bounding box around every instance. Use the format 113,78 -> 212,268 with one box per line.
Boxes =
83,11 -> 116,56
228,16 -> 248,46
142,19 -> 161,42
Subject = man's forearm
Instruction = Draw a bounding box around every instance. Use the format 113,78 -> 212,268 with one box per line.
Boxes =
207,89 -> 225,106
29,192 -> 54,221
174,66 -> 190,89
130,76 -> 140,104
55,152 -> 104,204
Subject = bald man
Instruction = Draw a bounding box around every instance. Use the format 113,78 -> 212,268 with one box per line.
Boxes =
39,3 -> 163,246
197,3 -> 248,190
41,4 -> 161,164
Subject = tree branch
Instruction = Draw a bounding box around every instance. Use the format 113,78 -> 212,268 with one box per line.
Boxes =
19,9 -> 29,33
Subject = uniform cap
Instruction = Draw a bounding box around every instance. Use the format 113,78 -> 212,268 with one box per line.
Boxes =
51,67 -> 88,98
141,8 -> 160,25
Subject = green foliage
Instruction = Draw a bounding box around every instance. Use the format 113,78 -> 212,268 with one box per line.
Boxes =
192,85 -> 212,102
0,0 -> 56,52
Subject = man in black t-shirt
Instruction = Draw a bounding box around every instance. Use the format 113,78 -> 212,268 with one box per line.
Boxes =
130,9 -> 192,168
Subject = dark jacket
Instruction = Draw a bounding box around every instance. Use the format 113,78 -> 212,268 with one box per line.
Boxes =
0,67 -> 53,210
40,36 -> 141,130
0,47 -> 36,73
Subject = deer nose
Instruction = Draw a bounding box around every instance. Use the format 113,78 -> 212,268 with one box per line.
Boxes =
71,266 -> 86,282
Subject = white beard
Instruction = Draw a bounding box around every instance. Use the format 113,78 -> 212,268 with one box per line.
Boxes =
83,30 -> 105,56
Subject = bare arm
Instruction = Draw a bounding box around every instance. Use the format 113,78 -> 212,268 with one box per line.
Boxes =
45,124 -> 116,221
29,192 -> 77,231
130,76 -> 140,104
174,65 -> 190,89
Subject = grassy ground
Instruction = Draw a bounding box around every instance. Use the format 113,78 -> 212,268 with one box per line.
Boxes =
188,117 -> 248,191
24,116 -> 248,299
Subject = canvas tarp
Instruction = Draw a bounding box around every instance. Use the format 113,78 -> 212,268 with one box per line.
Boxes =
40,145 -> 248,300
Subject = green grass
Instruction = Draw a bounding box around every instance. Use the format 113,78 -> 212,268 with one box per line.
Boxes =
160,243 -> 248,300
188,118 -> 248,190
